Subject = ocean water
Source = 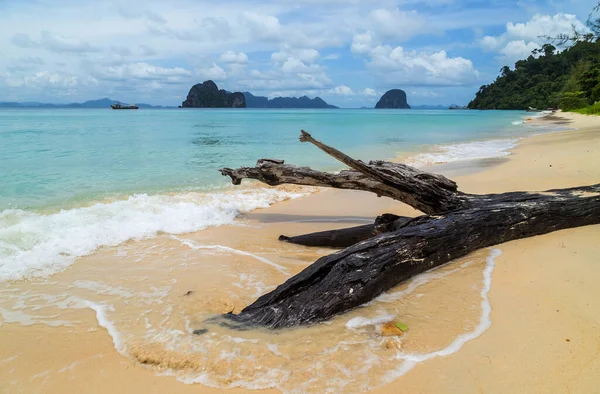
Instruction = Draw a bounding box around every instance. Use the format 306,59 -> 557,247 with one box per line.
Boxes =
0,108 -> 537,282
0,108 -> 550,391
2,108 -> 531,210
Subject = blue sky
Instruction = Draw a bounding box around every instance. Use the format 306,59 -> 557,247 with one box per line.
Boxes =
0,0 -> 595,107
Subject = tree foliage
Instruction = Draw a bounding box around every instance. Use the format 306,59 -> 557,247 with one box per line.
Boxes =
469,3 -> 600,110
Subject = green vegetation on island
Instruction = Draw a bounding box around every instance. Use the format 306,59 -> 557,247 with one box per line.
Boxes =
468,3 -> 600,113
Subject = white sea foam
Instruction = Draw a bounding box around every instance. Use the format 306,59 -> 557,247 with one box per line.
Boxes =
0,189 -> 306,282
345,314 -> 395,329
173,237 -> 289,275
0,307 -> 74,327
81,300 -> 126,355
380,248 -> 501,384
404,140 -> 518,167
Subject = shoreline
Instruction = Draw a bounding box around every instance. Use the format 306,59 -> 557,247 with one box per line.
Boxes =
0,110 -> 536,284
1,111 -> 599,393
2,109 -> 543,214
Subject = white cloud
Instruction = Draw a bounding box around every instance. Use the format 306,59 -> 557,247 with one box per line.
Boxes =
354,41 -> 479,86
408,88 -> 442,98
139,45 -> 157,56
505,13 -> 587,41
264,47 -> 329,85
280,58 -> 310,73
480,13 -> 589,64
500,40 -> 540,59
2,0 -> 583,105
147,16 -> 233,42
95,62 -> 191,81
480,35 -> 503,52
362,88 -> 377,96
112,46 -> 132,57
322,53 -> 340,60
25,71 -> 79,88
329,85 -> 354,95
117,7 -> 166,24
20,56 -> 45,65
201,45 -> 333,94
235,65 -> 332,91
2,73 -> 24,88
219,51 -> 249,64
272,48 -> 320,65
351,31 -> 378,55
2,71 -> 98,92
12,31 -> 100,53
349,7 -> 461,86
196,63 -> 227,81
369,8 -> 425,41
240,12 -> 282,41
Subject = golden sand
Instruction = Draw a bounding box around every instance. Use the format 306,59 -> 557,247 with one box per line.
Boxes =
1,112 -> 599,394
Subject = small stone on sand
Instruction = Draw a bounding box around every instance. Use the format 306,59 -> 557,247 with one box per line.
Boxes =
383,338 -> 402,350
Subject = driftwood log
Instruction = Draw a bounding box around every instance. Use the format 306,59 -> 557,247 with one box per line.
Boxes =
217,131 -> 600,329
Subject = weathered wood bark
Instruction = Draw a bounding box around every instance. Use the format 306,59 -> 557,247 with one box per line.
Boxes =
216,131 -> 600,329
278,214 -> 407,248
220,132 -> 467,215
223,185 -> 600,328
278,224 -> 375,248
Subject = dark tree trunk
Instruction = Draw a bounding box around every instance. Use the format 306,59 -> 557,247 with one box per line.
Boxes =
220,132 -> 467,215
215,131 -> 600,329
278,214 -> 407,248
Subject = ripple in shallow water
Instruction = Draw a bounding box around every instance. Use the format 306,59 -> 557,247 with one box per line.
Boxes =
0,226 -> 500,393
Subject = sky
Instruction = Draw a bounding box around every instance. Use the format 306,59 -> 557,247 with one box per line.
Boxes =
0,0 -> 595,107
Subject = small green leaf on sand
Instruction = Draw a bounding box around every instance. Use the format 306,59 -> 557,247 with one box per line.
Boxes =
394,322 -> 408,332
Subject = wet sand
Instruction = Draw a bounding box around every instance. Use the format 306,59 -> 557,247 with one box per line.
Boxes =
1,112 -> 599,393
373,111 -> 600,393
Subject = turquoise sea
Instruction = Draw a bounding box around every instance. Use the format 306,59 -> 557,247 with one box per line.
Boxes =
0,108 -> 539,281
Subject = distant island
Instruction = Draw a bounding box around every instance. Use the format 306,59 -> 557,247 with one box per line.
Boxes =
181,80 -> 246,108
0,98 -> 171,109
243,92 -> 338,109
362,104 -> 456,110
375,89 -> 411,109
179,80 -> 338,109
1,94 -> 455,111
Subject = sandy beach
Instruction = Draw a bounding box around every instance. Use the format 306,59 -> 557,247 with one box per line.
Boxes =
1,111 -> 599,394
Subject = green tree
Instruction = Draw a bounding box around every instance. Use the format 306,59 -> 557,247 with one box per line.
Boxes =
541,44 -> 556,57
560,91 -> 588,110
468,3 -> 600,111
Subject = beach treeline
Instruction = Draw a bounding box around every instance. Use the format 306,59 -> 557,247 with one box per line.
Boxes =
469,2 -> 600,112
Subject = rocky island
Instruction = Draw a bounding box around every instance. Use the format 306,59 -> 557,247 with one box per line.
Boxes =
243,92 -> 338,108
181,80 -> 246,108
375,89 -> 411,109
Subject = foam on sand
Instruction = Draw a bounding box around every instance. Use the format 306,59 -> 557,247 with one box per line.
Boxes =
82,300 -> 126,355
0,188 -> 307,282
173,236 -> 289,275
381,248 -> 501,384
0,243 -> 500,393
404,140 -> 518,167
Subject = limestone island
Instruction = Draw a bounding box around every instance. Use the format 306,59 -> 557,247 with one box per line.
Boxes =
375,89 -> 411,109
243,92 -> 338,108
181,80 -> 246,108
